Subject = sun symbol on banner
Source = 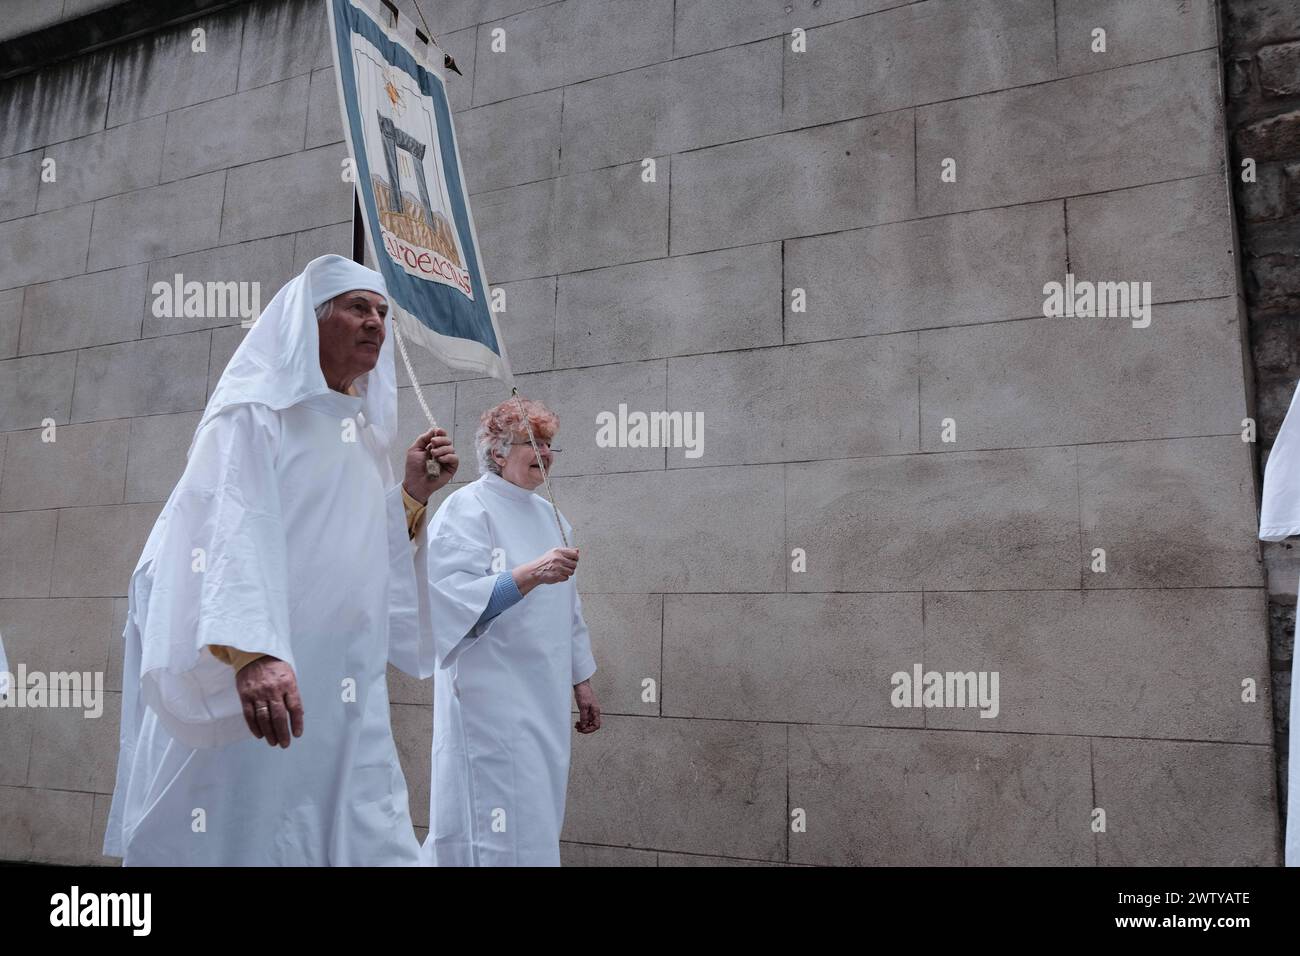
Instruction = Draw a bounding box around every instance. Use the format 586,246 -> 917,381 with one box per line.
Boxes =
382,65 -> 406,115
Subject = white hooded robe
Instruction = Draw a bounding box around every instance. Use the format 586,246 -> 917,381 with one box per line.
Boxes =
1260,379 -> 1300,867
420,471 -> 596,866
103,255 -> 435,866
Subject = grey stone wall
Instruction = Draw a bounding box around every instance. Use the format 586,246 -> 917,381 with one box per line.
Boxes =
0,0 -> 1282,865
1223,0 -> 1300,823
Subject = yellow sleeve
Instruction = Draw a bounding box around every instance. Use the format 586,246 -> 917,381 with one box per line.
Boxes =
402,485 -> 427,540
208,645 -> 267,672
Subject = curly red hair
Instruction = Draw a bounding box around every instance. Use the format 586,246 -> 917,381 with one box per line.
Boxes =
475,396 -> 559,475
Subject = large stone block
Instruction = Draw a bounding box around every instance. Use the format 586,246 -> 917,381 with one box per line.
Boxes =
785,448 -> 1080,591
144,236 -> 297,337
560,40 -> 782,173
1056,0 -> 1218,76
576,593 -> 662,717
552,466 -> 786,593
476,162 -> 667,281
390,701 -> 431,829
1093,738 -> 1279,865
50,504 -> 162,597
922,588 -> 1272,742
26,694 -> 120,794
673,0 -> 914,57
471,0 -> 674,105
0,420 -> 129,511
439,26 -> 477,114
663,592 -> 924,725
562,715 -> 787,860
19,265 -> 147,354
0,707 -> 33,787
88,172 -> 226,271
220,145 -> 351,244
0,598 -> 116,676
454,360 -> 667,478
1078,437 -> 1265,589
556,244 -> 783,367
471,179 -> 553,282
789,726 -> 1094,865
456,90 -> 561,194
784,201 -> 1065,341
671,113 -> 914,254
0,205 -> 94,291
238,0 -> 332,92
916,52 -> 1222,214
0,351 -> 77,431
783,0 -> 1056,129
36,116 -> 165,213
291,222 -> 352,269
0,289 -> 19,359
70,331 -> 210,423
667,336 -> 918,467
304,68 -> 344,150
1067,175 -> 1237,304
0,786 -> 96,864
0,511 -> 57,598
550,162 -> 668,276
917,300 -> 1249,450
0,150 -> 40,221
560,842 -> 657,866
107,11 -> 243,126
0,51 -> 112,158
160,75 -> 310,182
125,411 -> 203,503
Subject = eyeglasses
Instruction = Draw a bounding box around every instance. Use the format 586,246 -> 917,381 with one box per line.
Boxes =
509,441 -> 562,453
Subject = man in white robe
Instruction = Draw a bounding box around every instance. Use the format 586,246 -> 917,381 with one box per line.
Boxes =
422,397 -> 600,866
103,254 -> 454,866
1260,378 -> 1300,867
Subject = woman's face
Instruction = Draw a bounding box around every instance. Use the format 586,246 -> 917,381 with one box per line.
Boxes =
496,432 -> 555,490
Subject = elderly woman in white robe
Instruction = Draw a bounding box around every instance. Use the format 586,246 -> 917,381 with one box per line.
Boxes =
422,397 -> 600,867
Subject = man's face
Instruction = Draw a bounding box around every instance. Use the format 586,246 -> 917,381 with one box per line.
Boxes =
318,290 -> 387,385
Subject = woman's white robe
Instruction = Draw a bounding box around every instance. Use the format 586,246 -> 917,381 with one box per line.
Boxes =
1260,379 -> 1300,867
421,471 -> 596,866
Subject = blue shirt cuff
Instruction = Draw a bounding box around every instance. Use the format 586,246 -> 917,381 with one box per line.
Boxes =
475,571 -> 524,626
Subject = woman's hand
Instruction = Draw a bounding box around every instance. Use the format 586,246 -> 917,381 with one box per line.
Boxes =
512,547 -> 579,596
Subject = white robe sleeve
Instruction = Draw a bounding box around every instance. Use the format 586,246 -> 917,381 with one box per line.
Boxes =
0,633 -> 9,699
424,494 -> 500,670
570,589 -> 597,686
1261,380 -> 1300,541
386,482 -> 437,679
134,403 -> 296,748
559,511 -> 597,685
